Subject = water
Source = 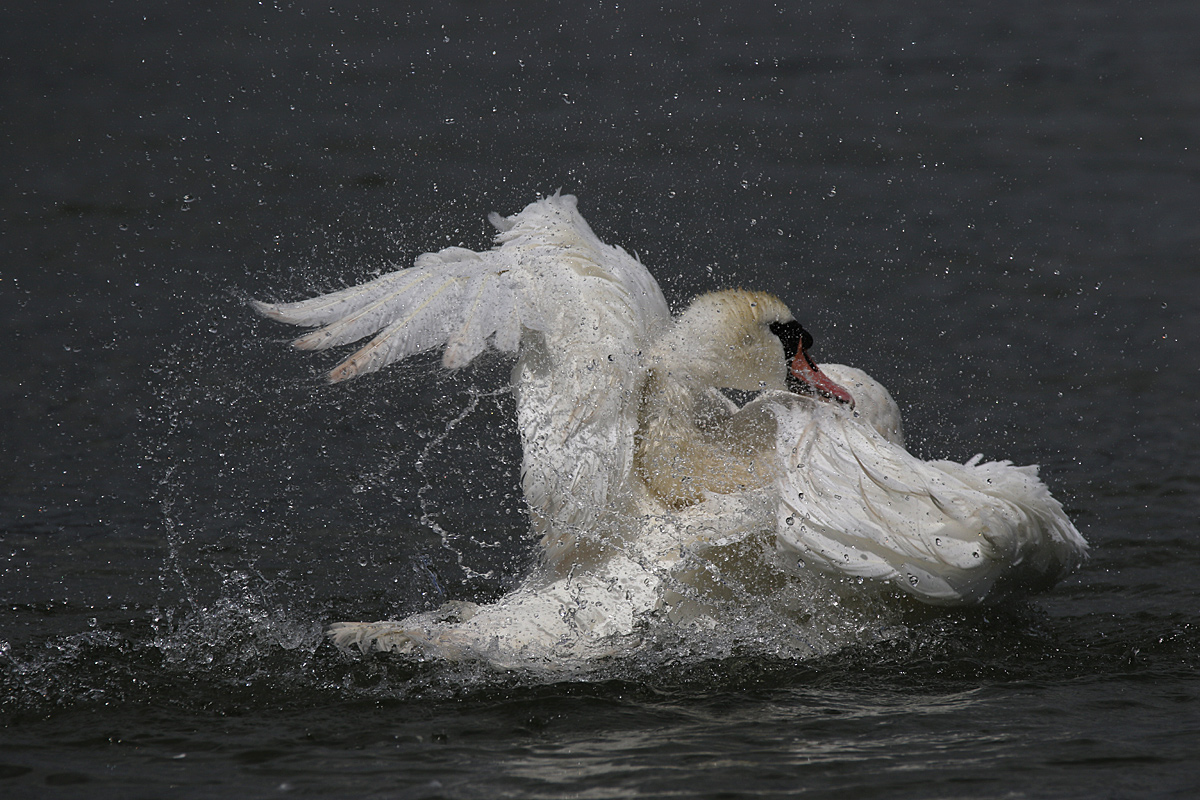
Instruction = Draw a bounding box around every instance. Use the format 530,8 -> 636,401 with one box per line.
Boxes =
3,0 -> 1198,796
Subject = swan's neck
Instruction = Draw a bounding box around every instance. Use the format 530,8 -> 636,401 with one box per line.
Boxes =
634,370 -> 779,509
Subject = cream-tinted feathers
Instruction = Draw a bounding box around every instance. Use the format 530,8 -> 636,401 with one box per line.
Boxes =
253,194 -> 1087,666
635,290 -> 797,508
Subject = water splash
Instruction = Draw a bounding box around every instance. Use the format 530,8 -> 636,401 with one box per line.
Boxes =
412,386 -> 515,582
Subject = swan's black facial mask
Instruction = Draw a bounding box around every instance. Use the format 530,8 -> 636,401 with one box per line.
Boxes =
769,320 -> 811,357
770,320 -> 855,407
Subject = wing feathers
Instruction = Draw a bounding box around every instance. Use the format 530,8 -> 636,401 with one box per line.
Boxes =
773,399 -> 1087,604
443,272 -> 518,369
255,193 -> 671,556
290,272 -> 440,351
327,275 -> 466,382
251,269 -> 411,327
255,246 -> 527,381
251,197 -> 626,383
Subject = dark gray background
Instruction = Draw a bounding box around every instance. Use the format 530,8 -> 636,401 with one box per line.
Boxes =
2,1 -> 1197,796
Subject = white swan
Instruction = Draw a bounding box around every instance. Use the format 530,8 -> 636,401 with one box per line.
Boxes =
253,193 -> 1087,668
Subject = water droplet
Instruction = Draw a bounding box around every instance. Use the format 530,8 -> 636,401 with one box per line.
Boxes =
785,516 -> 794,526
935,537 -> 942,546
908,574 -> 919,586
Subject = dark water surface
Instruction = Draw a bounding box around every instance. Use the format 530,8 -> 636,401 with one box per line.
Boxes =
3,1 -> 1198,797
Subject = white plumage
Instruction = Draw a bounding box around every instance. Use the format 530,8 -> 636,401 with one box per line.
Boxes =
254,193 -> 1087,668
772,368 -> 1086,605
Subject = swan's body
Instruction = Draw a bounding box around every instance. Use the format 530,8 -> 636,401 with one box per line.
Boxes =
255,194 -> 1087,668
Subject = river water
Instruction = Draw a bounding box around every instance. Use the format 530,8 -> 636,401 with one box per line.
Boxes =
2,1 -> 1198,797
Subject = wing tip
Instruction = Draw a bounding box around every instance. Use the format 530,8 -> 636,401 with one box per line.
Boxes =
291,328 -> 330,351
326,357 -> 361,384
250,298 -> 282,319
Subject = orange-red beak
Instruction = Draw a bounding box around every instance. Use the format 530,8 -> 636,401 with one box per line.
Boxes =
787,344 -> 855,408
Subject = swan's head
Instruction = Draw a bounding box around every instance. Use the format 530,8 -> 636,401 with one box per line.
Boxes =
772,319 -> 856,409
659,289 -> 854,407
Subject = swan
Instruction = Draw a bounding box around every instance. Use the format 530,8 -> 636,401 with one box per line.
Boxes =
252,193 -> 1087,667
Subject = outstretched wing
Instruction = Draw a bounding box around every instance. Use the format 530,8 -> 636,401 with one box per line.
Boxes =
252,245 -> 538,380
769,397 -> 1087,605
254,194 -> 671,558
